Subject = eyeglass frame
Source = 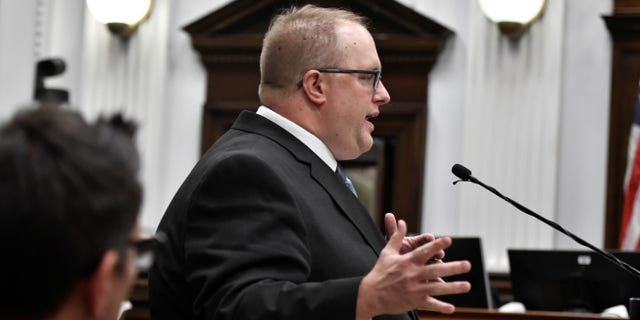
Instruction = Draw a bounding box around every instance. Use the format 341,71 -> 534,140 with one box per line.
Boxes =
127,231 -> 167,271
296,68 -> 382,91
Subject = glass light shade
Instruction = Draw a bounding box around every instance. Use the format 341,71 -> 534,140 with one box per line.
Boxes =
86,0 -> 152,25
478,0 -> 545,24
478,0 -> 545,39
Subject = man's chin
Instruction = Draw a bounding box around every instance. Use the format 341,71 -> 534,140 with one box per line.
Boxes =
355,141 -> 374,158
334,138 -> 374,161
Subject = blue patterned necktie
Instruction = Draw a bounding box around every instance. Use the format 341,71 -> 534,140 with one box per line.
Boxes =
336,165 -> 358,197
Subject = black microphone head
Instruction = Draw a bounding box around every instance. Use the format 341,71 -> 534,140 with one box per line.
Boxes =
36,58 -> 66,77
452,164 -> 472,181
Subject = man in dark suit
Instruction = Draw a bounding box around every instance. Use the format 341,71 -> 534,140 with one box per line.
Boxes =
149,4 -> 471,320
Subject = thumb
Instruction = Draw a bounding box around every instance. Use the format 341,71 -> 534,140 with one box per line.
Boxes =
386,219 -> 406,252
384,213 -> 397,240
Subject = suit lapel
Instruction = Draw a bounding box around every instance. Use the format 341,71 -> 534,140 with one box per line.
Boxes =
309,162 -> 387,255
232,111 -> 387,255
234,111 -> 416,320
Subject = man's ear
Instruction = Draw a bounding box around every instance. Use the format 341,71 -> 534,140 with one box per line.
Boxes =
300,70 -> 326,105
83,250 -> 119,318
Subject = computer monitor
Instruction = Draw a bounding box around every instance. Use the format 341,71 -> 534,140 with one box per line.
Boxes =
439,237 -> 494,309
508,249 -> 640,313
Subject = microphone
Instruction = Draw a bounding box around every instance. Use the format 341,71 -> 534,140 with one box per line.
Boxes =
33,58 -> 69,104
452,163 -> 478,184
451,163 -> 640,279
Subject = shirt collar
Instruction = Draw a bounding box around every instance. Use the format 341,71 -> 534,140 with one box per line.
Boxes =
256,105 -> 337,171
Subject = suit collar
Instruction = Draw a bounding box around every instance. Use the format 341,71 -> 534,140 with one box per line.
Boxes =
233,111 -> 315,165
232,110 -> 387,254
256,106 -> 337,171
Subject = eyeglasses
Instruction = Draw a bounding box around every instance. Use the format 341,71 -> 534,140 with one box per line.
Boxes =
297,68 -> 382,91
128,231 -> 167,271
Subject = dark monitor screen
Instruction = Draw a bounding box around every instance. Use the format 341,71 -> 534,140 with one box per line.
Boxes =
508,249 -> 640,313
439,237 -> 493,309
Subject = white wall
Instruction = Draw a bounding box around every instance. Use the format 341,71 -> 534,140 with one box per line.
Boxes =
402,0 -> 612,271
0,0 -> 226,230
0,0 -> 614,271
555,0 -> 612,250
156,0 -> 229,229
407,0 -> 469,238
0,0 -> 39,118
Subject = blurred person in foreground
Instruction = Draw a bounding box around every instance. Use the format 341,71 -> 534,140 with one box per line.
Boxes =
0,105 -> 149,320
150,4 -> 471,320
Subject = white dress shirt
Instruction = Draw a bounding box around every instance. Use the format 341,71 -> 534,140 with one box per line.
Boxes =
257,105 -> 337,172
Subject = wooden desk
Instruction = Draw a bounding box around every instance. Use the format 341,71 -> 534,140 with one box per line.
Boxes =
122,271 -> 624,320
419,308 -> 627,320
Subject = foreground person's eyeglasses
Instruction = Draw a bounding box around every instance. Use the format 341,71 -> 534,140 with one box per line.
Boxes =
128,231 -> 167,271
296,68 -> 382,91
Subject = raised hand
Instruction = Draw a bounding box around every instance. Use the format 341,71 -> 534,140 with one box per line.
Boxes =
384,213 -> 444,261
356,217 -> 471,320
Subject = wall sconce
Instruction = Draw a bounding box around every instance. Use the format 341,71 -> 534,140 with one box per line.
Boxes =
478,0 -> 546,39
86,0 -> 153,39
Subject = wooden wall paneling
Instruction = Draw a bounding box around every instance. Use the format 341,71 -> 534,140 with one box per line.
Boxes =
604,12 -> 640,248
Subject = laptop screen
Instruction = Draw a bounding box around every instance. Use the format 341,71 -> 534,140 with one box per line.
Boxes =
438,237 -> 493,309
508,249 -> 640,312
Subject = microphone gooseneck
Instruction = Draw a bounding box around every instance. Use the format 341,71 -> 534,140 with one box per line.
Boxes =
451,163 -> 640,279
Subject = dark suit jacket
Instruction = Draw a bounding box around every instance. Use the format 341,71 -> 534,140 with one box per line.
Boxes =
149,111 -> 417,320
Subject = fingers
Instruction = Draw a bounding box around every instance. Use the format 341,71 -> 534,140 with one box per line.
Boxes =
410,236 -> 452,265
407,233 -> 434,248
433,249 -> 445,261
422,260 -> 471,282
424,233 -> 436,243
386,218 -> 406,253
422,296 -> 456,314
414,281 -> 472,314
384,213 -> 397,240
363,235 -> 472,317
